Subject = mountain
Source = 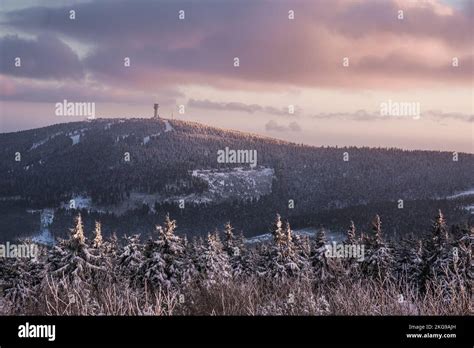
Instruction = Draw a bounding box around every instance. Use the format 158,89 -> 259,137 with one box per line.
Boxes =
0,118 -> 473,241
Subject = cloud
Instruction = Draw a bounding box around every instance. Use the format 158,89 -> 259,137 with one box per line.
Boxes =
187,98 -> 298,116
312,110 -> 381,121
334,0 -> 473,46
424,110 -> 474,123
311,109 -> 474,123
1,0 -> 471,91
265,120 -> 301,132
0,34 -> 84,79
0,75 -> 182,104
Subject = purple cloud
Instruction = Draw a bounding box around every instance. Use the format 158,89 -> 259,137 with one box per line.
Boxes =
0,34 -> 83,79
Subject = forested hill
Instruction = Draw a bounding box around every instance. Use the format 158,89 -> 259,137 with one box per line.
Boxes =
0,117 -> 472,208
0,118 -> 473,239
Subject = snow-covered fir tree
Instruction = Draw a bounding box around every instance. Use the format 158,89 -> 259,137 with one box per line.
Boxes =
361,215 -> 394,282
0,241 -> 44,313
454,225 -> 473,296
271,214 -> 285,247
310,228 -> 336,281
261,216 -> 302,281
423,210 -> 468,302
394,239 -> 424,287
91,221 -> 103,249
346,220 -> 357,244
89,220 -> 114,282
223,221 -> 235,254
195,231 -> 231,287
282,221 -> 308,277
117,234 -> 144,286
342,220 -> 360,276
222,223 -> 250,278
47,214 -> 104,284
140,214 -> 192,290
291,233 -> 312,280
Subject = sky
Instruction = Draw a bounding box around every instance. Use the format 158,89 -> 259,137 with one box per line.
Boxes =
0,0 -> 472,152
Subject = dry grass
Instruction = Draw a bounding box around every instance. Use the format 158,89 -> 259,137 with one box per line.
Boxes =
6,276 -> 470,316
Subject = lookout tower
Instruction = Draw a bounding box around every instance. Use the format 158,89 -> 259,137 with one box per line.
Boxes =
153,103 -> 160,119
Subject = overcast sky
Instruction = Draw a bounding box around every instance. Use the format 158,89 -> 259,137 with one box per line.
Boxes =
0,0 -> 472,152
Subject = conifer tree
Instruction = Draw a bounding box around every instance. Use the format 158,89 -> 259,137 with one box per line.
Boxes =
271,214 -> 285,247
310,228 -> 334,281
222,224 -> 250,278
423,210 -> 464,301
140,214 -> 191,290
281,221 -> 300,275
431,209 -> 449,252
362,215 -> 393,282
261,216 -> 301,280
342,220 -> 360,276
195,231 -> 232,287
292,233 -> 312,280
47,214 -> 104,284
346,220 -> 357,245
454,225 -> 473,295
89,220 -> 115,283
395,239 -> 423,287
223,221 -> 235,254
92,221 -> 103,249
1,241 -> 44,313
117,234 -> 144,286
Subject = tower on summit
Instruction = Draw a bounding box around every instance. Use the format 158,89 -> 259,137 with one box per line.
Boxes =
153,103 -> 160,119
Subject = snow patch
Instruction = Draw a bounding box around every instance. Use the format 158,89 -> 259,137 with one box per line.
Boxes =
164,120 -> 174,132
191,167 -> 275,203
447,188 -> 474,199
29,132 -> 63,151
41,209 -> 54,226
115,134 -> 130,143
31,209 -> 55,246
463,205 -> 474,214
61,195 -> 92,210
70,134 -> 80,145
246,228 -> 345,245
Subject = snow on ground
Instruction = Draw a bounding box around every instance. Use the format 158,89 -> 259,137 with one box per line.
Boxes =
463,205 -> 474,214
41,208 -> 54,225
191,167 -> 274,202
142,133 -> 162,145
61,195 -> 92,210
66,128 -> 88,146
29,132 -> 63,151
245,227 -> 345,245
447,188 -> 474,199
164,120 -> 174,132
70,134 -> 80,145
53,167 -> 274,215
32,228 -> 55,246
31,209 -> 55,246
115,134 -> 130,143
